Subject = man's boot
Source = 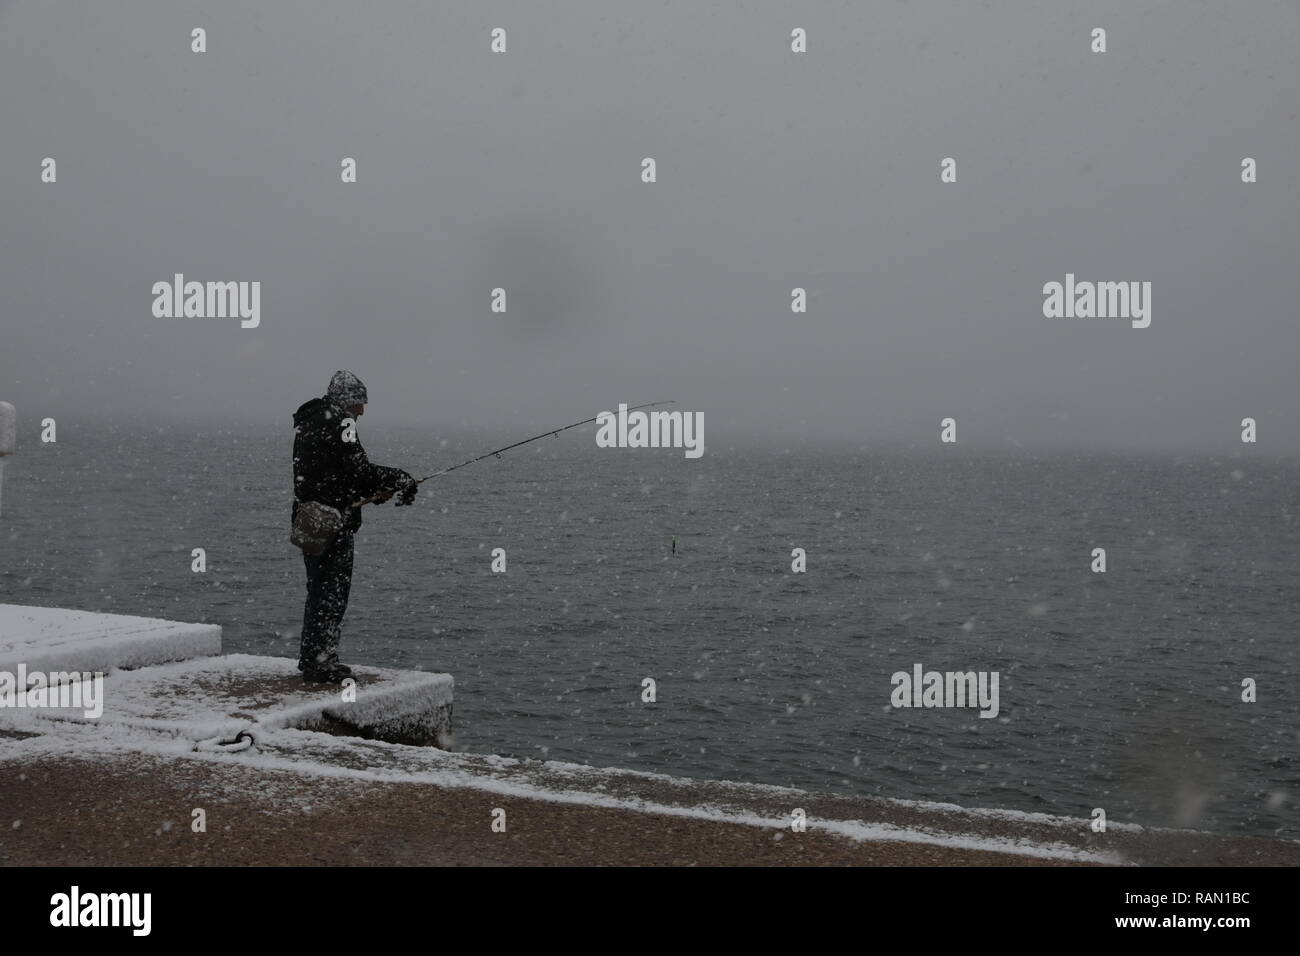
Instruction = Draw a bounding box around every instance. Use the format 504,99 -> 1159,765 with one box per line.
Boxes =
302,654 -> 353,684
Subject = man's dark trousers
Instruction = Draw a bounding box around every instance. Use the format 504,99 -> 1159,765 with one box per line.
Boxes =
299,530 -> 354,672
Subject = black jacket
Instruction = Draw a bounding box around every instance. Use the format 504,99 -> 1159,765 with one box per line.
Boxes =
292,397 -> 407,533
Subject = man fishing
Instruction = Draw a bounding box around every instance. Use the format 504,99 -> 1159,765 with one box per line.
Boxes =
291,370 -> 418,683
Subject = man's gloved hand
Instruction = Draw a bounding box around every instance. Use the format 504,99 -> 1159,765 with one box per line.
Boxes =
394,471 -> 419,506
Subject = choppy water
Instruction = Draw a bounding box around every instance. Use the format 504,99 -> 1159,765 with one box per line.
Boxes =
2,421 -> 1296,838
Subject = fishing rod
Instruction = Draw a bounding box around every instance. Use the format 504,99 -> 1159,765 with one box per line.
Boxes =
416,400 -> 675,484
353,401 -> 676,507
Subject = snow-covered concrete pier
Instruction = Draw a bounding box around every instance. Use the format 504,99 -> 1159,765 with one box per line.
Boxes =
0,604 -> 221,674
0,604 -> 454,748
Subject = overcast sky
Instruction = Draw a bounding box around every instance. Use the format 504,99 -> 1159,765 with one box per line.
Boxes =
2,0 -> 1298,452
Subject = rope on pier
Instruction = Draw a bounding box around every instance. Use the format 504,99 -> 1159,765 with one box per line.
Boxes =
192,728 -> 257,753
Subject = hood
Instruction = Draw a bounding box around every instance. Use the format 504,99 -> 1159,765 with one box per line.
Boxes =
293,396 -> 336,427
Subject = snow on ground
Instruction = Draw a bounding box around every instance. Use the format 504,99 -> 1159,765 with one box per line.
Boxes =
7,676 -> 1292,863
3,711 -> 1133,863
0,603 -> 220,674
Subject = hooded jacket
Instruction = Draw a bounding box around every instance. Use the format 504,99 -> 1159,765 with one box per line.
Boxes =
292,397 -> 407,533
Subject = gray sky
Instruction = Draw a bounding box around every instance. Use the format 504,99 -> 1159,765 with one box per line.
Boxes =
2,0 -> 1298,452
